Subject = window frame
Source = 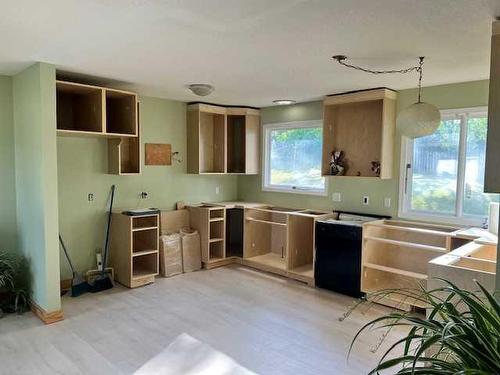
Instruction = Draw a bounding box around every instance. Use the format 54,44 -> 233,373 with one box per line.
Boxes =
262,120 -> 328,196
398,106 -> 489,226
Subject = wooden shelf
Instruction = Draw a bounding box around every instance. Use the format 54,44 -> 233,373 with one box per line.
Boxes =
245,253 -> 286,271
364,235 -> 447,253
132,226 -> 158,232
210,217 -> 224,222
289,263 -> 314,278
363,262 -> 427,280
56,81 -> 104,133
132,249 -> 159,257
209,238 -> 224,243
109,213 -> 159,288
322,88 -> 396,178
187,104 -> 260,175
105,89 -> 137,136
245,217 -> 287,227
362,267 -> 427,310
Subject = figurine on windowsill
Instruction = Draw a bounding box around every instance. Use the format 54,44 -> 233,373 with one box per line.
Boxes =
329,150 -> 345,176
371,161 -> 381,177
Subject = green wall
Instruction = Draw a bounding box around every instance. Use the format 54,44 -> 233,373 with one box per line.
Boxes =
13,63 -> 60,312
57,96 -> 238,279
0,76 -> 17,252
237,80 -> 490,217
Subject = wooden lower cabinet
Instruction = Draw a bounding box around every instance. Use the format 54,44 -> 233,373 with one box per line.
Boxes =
242,206 -> 333,286
109,213 -> 159,288
361,220 -> 460,311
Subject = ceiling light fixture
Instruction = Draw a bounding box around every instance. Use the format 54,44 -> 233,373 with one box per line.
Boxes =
273,99 -> 296,105
332,55 -> 440,138
188,84 -> 214,97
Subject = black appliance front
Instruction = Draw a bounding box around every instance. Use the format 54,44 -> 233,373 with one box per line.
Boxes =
315,221 -> 364,298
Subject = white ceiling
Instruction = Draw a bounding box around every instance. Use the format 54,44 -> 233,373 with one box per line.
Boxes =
0,0 -> 499,107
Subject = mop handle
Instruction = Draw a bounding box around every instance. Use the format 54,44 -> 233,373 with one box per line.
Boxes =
59,235 -> 76,275
102,185 -> 115,276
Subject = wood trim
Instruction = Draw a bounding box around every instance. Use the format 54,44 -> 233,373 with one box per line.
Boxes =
493,20 -> 500,35
323,88 -> 397,105
187,103 -> 227,115
30,300 -> 64,325
60,278 -> 72,293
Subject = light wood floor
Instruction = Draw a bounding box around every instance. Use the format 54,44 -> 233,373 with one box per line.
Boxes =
0,265 -> 405,374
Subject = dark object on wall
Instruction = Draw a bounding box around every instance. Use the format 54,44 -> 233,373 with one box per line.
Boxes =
59,235 -> 90,297
329,150 -> 345,176
371,161 -> 381,177
145,143 -> 172,165
226,208 -> 244,257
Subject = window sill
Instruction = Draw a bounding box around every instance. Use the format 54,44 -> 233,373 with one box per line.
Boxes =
262,186 -> 328,197
398,211 -> 485,227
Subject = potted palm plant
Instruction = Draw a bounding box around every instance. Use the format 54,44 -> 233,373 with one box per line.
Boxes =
349,279 -> 500,374
0,250 -> 30,317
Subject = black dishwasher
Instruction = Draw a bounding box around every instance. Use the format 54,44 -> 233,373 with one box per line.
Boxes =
315,213 -> 388,298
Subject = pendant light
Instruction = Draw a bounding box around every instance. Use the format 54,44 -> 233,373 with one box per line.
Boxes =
332,55 -> 440,138
396,57 -> 440,138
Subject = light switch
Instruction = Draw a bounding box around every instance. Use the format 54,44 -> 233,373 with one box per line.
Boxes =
384,197 -> 391,208
332,192 -> 342,202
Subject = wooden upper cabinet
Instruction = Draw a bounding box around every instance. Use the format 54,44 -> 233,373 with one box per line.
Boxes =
56,80 -> 138,138
485,20 -> 500,193
187,103 -> 260,175
321,88 -> 397,178
56,80 -> 140,175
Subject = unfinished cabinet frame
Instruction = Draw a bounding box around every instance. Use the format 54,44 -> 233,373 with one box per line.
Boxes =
109,213 -> 159,288
56,80 -> 141,176
428,241 -> 497,293
188,204 -> 231,269
322,88 -> 397,178
361,220 -> 460,310
242,206 -> 333,284
187,103 -> 260,175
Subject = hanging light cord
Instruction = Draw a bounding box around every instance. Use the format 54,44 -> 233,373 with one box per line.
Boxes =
332,55 -> 425,102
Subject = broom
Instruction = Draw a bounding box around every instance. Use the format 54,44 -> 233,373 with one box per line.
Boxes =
90,184 -> 115,293
59,235 -> 90,297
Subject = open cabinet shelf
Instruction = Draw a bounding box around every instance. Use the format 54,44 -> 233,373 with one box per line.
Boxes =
105,89 -> 138,136
109,213 -> 159,288
57,81 -> 103,134
56,80 -> 140,176
361,219 -> 461,310
322,88 -> 396,178
187,103 -> 260,175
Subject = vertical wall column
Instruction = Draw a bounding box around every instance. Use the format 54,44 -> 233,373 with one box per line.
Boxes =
13,63 -> 61,318
485,20 -> 500,292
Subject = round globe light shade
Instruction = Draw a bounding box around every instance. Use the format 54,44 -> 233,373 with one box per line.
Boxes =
397,102 -> 441,139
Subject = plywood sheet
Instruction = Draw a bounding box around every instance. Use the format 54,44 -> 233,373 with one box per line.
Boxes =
145,143 -> 172,165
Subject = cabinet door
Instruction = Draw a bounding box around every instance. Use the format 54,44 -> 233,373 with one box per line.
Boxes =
245,114 -> 260,174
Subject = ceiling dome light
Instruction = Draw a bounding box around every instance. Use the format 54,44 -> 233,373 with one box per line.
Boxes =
273,99 -> 296,105
397,102 -> 440,138
188,84 -> 214,96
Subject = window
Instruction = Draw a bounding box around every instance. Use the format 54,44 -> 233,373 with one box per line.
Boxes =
263,120 -> 327,195
400,107 -> 499,225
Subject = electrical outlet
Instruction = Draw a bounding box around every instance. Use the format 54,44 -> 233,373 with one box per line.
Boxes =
363,196 -> 370,205
139,191 -> 148,199
215,186 -> 220,195
332,192 -> 342,202
87,193 -> 94,202
384,197 -> 391,208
